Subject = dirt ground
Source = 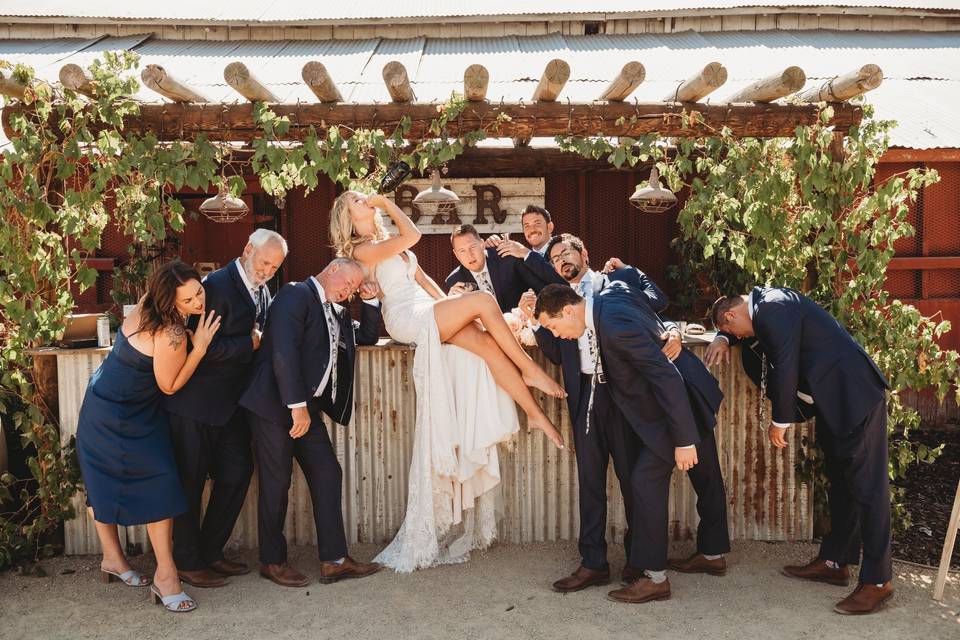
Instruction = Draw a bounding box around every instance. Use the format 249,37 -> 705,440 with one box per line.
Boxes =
1,540 -> 958,640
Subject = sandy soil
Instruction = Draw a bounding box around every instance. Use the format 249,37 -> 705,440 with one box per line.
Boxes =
1,540 -> 958,640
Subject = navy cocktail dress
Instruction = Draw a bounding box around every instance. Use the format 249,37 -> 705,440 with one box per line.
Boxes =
76,329 -> 187,525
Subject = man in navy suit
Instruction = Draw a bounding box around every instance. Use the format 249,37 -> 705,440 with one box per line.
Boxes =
239,258 -> 382,588
536,278 -> 725,605
166,229 -> 287,588
710,288 -> 893,615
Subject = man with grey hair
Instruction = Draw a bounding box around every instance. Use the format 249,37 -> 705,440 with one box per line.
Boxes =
166,227 -> 288,588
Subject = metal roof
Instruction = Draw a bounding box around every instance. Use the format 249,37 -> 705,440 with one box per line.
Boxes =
0,1 -> 958,23
0,29 -> 956,148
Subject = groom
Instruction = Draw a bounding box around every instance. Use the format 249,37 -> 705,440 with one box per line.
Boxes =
239,258 -> 382,587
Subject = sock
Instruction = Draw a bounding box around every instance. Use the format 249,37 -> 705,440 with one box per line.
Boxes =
825,560 -> 839,569
334,557 -> 345,564
703,554 -> 722,560
644,570 -> 667,584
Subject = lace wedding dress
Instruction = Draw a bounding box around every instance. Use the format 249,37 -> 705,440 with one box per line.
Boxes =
373,250 -> 519,572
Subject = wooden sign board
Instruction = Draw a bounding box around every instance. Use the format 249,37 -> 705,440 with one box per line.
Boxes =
385,177 -> 544,235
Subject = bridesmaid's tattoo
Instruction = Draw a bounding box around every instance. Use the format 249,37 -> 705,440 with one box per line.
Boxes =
165,324 -> 185,349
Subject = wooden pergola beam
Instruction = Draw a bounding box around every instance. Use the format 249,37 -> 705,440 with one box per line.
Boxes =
59,64 -> 96,97
141,64 -> 207,103
600,61 -> 645,102
382,61 -> 415,103
726,66 -> 806,103
301,61 -> 343,103
464,64 -> 489,102
224,61 -> 278,102
1,101 -> 863,143
797,64 -> 883,103
0,70 -> 27,99
666,62 -> 728,103
532,58 -> 570,102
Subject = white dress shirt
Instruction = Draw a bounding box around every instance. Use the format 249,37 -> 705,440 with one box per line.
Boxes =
573,270 -> 600,374
469,264 -> 495,294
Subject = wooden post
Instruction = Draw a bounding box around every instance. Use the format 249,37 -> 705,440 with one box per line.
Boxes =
59,64 -> 96,97
141,64 -> 207,103
797,64 -> 883,103
532,59 -> 570,102
600,61 -> 645,102
301,61 -> 343,103
0,70 -> 26,100
666,62 -> 728,102
382,61 -> 415,103
224,61 -> 278,103
464,64 -> 489,102
726,66 -> 806,103
933,475 -> 960,601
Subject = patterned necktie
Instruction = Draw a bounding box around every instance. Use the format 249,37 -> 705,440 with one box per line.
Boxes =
254,287 -> 267,326
474,270 -> 494,293
585,330 -> 600,435
323,301 -> 339,402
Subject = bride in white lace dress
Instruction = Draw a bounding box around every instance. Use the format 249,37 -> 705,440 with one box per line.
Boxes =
329,191 -> 565,572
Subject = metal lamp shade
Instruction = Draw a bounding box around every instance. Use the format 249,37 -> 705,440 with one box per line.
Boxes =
200,182 -> 250,223
629,166 -> 677,214
412,169 -> 460,215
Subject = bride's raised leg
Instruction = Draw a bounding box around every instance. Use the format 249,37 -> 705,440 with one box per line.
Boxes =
433,292 -> 565,399
446,322 -> 564,449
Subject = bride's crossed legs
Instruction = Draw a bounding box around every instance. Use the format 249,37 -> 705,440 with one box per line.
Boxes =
432,291 -> 565,448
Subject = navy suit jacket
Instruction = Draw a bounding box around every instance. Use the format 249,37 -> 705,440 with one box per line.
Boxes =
737,287 -> 888,436
239,280 -> 381,427
165,261 -> 261,425
445,248 -> 564,312
535,267 -> 668,421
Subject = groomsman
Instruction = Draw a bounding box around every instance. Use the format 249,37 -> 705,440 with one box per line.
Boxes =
535,278 -> 724,604
166,229 -> 287,588
484,204 -> 556,257
239,258 -> 382,587
709,288 -> 893,615
445,224 -> 562,311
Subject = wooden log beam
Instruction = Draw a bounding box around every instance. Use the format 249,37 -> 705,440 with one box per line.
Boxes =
301,61 -> 343,103
532,59 -> 570,102
59,63 -> 96,97
666,62 -> 728,103
223,61 -> 278,103
725,66 -> 806,103
464,64 -> 489,102
797,64 -> 883,103
0,70 -> 26,99
600,61 -> 645,102
2,101 -> 864,143
141,64 -> 207,103
382,61 -> 415,103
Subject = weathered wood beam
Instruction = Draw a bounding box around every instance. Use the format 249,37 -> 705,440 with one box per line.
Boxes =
2,101 -> 864,143
464,64 -> 489,102
600,61 -> 645,102
59,63 -> 96,97
301,61 -> 342,103
141,64 -> 207,103
382,61 -> 415,103
532,59 -> 570,102
0,70 -> 26,99
725,66 -> 806,103
223,61 -> 278,103
666,62 -> 728,103
797,64 -> 883,103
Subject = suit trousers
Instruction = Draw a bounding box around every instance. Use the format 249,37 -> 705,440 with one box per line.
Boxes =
169,411 -> 254,570
248,407 -> 348,565
685,429 -> 731,556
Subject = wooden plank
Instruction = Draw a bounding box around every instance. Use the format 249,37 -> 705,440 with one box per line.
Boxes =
933,475 -> 960,601
887,257 -> 960,271
881,148 -> 960,163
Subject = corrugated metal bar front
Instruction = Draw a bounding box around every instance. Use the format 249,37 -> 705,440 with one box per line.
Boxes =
56,342 -> 812,555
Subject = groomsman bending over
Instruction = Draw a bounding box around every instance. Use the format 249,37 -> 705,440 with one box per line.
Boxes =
536,280 -> 725,604
166,229 -> 287,588
239,258 -> 382,587
709,288 -> 893,615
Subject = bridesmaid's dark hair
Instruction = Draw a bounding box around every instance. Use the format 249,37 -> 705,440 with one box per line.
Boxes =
136,260 -> 201,337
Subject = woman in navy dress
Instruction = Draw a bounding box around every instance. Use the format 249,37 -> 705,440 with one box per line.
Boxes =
77,260 -> 221,612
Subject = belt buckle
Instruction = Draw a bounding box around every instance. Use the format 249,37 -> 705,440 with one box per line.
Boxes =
595,371 -> 607,384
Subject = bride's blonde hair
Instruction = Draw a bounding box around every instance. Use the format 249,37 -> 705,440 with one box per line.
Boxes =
329,191 -> 389,258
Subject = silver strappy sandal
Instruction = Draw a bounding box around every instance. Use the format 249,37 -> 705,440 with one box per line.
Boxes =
100,568 -> 152,587
150,585 -> 197,613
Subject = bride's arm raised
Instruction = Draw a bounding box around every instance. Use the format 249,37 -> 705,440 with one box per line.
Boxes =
351,194 -> 422,265
414,265 -> 447,301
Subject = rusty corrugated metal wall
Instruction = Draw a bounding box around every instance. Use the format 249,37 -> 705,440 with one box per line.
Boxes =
57,341 -> 812,555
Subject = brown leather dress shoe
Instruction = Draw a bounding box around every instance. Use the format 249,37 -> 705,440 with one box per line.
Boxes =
620,565 -> 644,585
260,563 -> 311,588
178,568 -> 229,588
781,558 -> 850,586
834,582 -> 894,615
209,559 -> 251,576
552,565 -> 610,593
607,578 -> 671,604
668,553 -> 727,576
318,556 -> 382,584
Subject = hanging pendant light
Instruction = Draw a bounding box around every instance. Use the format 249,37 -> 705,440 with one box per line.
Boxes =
412,168 -> 460,216
629,166 -> 677,214
200,179 -> 249,223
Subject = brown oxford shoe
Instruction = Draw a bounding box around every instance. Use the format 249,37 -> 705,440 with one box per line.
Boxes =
178,568 -> 229,588
552,565 -> 610,593
620,565 -> 644,585
834,582 -> 894,615
607,577 -> 672,604
781,557 -> 850,586
260,563 -> 310,588
668,553 -> 727,576
318,556 -> 382,584
209,558 -> 251,576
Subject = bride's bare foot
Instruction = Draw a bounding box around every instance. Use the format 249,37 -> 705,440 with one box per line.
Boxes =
527,414 -> 564,449
522,368 -> 567,399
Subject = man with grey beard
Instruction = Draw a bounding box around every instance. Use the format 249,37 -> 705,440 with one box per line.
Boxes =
166,229 -> 288,588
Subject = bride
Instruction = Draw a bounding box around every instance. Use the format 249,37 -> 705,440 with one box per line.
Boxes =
330,191 -> 565,572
